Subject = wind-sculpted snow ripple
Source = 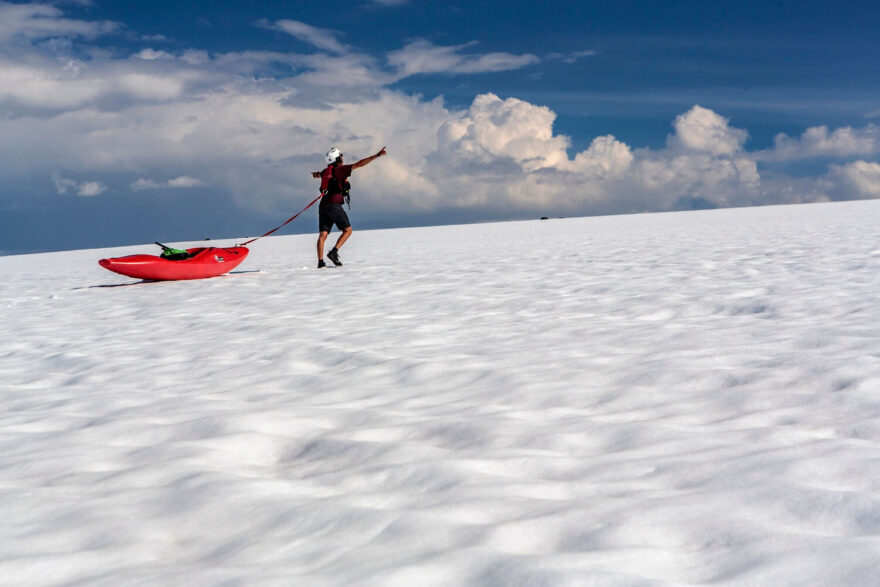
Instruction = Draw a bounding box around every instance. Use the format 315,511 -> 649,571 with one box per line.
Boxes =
1,201 -> 879,585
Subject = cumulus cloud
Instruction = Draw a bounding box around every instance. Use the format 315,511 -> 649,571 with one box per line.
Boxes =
572,135 -> 634,176
2,2 -> 879,245
437,93 -> 571,172
411,94 -> 762,215
769,124 -> 880,160
668,105 -> 748,156
829,161 -> 880,198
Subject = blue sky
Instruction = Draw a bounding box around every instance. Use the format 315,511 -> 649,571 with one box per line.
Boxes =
1,0 -> 879,254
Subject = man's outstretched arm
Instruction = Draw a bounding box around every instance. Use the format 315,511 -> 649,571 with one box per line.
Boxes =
351,147 -> 387,170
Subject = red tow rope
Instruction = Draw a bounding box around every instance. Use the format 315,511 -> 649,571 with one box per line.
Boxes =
239,193 -> 324,247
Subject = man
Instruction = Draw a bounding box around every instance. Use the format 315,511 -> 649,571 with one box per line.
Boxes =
313,146 -> 387,268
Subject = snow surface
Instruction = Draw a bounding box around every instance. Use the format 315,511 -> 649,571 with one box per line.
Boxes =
2,200 -> 880,586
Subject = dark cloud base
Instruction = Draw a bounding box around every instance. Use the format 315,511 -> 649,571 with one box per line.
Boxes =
0,190 -> 280,256
1,191 -> 576,256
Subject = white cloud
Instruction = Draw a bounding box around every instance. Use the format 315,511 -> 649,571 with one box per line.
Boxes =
181,50 -> 211,66
77,180 -> 106,196
437,93 -> 570,172
271,20 -> 347,55
387,40 -> 539,76
668,105 -> 748,156
0,52 -> 216,111
770,124 -> 880,160
829,161 -> 880,197
134,48 -> 174,61
167,175 -> 205,188
0,2 -> 116,42
52,172 -> 106,196
2,3 -> 879,232
132,176 -> 206,191
572,135 -> 634,176
0,57 -> 104,109
10,82 -> 862,225
293,52 -> 392,87
131,178 -> 160,191
117,72 -> 186,100
418,95 -> 762,214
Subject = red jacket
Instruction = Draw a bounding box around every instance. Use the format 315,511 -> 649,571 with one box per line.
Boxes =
320,164 -> 352,204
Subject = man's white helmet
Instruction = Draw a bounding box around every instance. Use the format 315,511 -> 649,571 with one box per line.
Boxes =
324,147 -> 342,164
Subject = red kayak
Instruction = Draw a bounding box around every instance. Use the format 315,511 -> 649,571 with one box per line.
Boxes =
99,246 -> 249,281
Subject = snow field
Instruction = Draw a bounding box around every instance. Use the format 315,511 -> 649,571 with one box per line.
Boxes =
1,200 -> 880,585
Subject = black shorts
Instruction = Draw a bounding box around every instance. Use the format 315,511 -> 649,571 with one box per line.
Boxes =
318,202 -> 351,233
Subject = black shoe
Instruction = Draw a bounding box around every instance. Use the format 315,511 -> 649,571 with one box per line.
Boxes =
317,259 -> 327,269
327,248 -> 342,266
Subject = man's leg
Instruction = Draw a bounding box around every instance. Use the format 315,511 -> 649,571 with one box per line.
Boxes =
327,226 -> 351,266
334,226 -> 353,250
327,206 -> 351,266
317,231 -> 329,261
